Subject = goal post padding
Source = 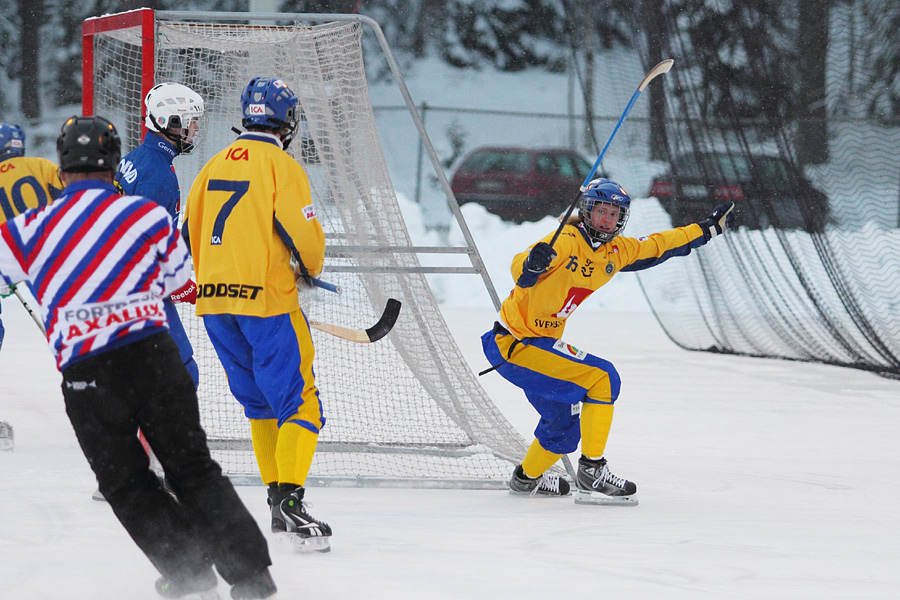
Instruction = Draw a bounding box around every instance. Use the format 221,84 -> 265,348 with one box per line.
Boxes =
83,11 -> 530,488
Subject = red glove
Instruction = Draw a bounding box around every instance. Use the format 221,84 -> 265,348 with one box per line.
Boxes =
170,279 -> 197,304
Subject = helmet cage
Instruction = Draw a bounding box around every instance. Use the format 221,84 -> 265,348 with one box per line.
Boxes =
144,83 -> 206,154
579,179 -> 631,244
0,123 -> 26,160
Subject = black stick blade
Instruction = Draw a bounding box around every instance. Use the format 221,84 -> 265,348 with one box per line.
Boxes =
365,298 -> 402,342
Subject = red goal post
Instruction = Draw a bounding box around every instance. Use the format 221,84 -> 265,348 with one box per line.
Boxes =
82,8 -> 156,144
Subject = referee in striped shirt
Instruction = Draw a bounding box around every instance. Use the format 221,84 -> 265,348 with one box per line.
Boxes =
0,116 -> 276,600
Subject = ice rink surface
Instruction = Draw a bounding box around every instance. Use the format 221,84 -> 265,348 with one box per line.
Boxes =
2,296 -> 898,599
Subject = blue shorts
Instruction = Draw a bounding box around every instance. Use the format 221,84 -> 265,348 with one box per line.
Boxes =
164,299 -> 198,388
482,326 -> 620,454
203,310 -> 324,432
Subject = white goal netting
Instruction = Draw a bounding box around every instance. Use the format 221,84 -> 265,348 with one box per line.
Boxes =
86,14 -> 529,488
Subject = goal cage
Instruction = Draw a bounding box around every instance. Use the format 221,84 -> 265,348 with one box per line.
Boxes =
81,9 -> 532,489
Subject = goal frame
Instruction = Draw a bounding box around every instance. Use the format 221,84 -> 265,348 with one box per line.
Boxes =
81,9 -> 500,307
79,9 -> 562,489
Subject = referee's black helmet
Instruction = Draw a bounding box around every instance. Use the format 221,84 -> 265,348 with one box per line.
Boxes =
57,115 -> 121,173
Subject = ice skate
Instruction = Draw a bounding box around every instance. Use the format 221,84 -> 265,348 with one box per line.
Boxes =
508,464 -> 571,496
155,568 -> 220,599
91,486 -> 106,501
271,484 -> 332,553
0,421 -> 14,452
230,567 -> 277,600
92,472 -> 171,502
574,456 -> 638,506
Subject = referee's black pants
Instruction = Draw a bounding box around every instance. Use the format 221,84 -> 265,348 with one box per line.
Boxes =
62,331 -> 271,586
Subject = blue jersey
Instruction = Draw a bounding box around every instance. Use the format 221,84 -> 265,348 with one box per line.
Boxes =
115,133 -> 181,219
114,132 -> 198,385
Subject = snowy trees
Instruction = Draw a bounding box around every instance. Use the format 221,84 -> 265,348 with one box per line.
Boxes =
1,0 -> 899,155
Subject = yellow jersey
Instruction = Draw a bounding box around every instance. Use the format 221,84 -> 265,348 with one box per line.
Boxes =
0,156 -> 63,223
500,222 -> 708,339
184,132 -> 325,317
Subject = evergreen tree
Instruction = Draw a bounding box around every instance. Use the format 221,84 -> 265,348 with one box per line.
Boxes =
862,0 -> 900,121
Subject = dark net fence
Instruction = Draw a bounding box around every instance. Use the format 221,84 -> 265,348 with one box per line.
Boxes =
618,2 -> 900,377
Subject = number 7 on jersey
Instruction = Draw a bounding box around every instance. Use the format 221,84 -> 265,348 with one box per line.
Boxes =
208,179 -> 249,245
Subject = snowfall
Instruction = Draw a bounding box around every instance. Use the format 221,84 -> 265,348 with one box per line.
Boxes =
2,46 -> 899,600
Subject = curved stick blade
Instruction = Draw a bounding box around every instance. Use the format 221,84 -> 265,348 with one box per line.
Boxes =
637,58 -> 674,91
365,298 -> 402,342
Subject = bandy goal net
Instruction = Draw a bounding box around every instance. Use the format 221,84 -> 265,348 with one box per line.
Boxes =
82,10 -> 530,488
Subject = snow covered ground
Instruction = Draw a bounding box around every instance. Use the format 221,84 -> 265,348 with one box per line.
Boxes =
2,247 -> 898,598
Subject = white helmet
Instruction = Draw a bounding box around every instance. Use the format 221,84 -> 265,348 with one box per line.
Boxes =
144,82 -> 205,154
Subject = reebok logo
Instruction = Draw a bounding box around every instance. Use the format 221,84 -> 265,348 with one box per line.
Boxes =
294,523 -> 325,534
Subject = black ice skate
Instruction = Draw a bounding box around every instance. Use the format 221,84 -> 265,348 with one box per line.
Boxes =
230,567 -> 277,600
508,464 -> 571,496
574,456 -> 638,506
271,484 -> 332,553
155,568 -> 220,600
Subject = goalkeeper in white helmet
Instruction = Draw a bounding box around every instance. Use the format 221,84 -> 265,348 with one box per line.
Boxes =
481,178 -> 735,505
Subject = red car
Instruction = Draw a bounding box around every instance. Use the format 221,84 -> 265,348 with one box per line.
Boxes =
648,151 -> 830,232
450,146 -> 597,223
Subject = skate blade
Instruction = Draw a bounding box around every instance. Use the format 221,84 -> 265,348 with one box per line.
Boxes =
91,488 -> 107,502
508,489 -> 570,497
273,531 -> 332,554
160,586 -> 221,600
574,489 -> 639,506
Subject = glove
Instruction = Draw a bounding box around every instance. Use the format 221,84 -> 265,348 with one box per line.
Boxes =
170,279 -> 197,304
516,242 -> 557,288
291,258 -> 314,288
0,282 -> 17,298
699,201 -> 736,239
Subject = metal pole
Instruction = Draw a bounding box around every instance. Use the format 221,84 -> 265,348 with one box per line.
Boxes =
414,101 -> 427,205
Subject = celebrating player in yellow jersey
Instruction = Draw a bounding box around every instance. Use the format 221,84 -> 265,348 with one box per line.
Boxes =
482,178 -> 735,505
184,77 -> 331,552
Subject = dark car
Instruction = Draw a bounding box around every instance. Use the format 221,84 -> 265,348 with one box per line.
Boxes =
450,146 -> 597,223
648,151 -> 830,232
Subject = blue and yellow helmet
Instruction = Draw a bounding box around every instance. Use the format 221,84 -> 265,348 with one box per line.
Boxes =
579,178 -> 631,244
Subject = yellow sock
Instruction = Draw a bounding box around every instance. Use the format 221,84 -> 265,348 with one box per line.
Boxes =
275,419 -> 319,486
580,402 -> 615,458
249,418 -> 279,485
521,439 -> 562,478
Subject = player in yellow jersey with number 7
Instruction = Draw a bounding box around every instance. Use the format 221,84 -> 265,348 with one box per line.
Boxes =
183,77 -> 331,553
482,178 -> 735,505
